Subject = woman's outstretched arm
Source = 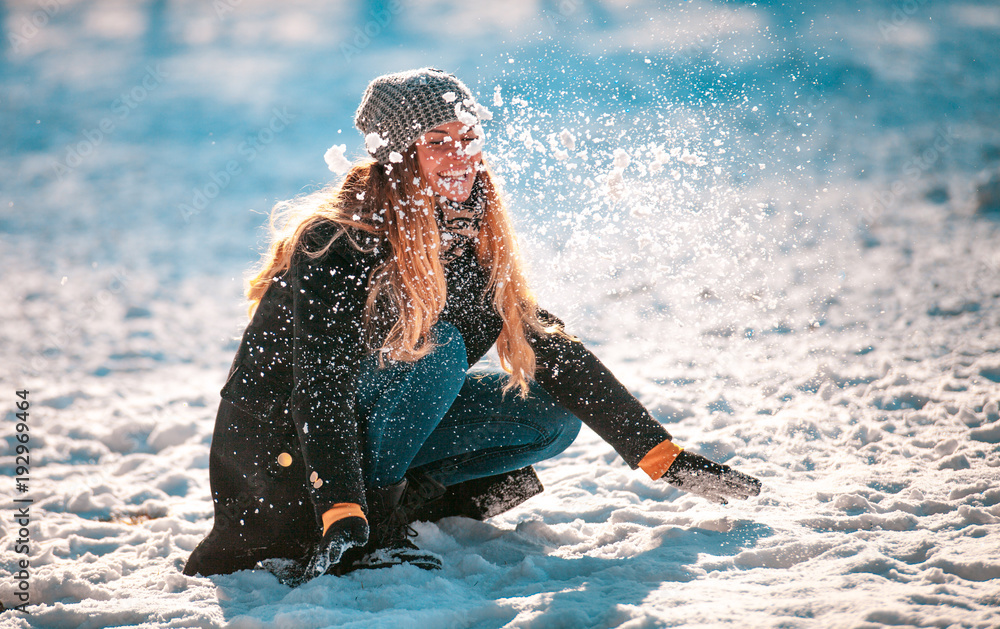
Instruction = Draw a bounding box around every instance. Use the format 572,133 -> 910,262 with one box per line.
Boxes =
528,310 -> 761,503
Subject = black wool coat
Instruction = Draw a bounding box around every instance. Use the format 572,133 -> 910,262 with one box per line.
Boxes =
183,219 -> 671,576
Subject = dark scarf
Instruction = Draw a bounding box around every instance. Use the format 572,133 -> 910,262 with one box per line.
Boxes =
435,174 -> 485,264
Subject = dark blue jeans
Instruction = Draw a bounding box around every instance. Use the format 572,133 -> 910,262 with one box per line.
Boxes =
356,321 -> 582,488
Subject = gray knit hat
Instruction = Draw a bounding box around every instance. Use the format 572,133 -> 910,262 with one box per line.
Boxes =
354,67 -> 489,164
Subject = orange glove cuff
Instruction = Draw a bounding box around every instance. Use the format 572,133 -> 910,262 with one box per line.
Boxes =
638,439 -> 684,480
321,503 -> 366,536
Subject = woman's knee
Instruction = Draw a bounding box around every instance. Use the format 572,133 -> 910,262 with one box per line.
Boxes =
518,382 -> 581,456
546,409 -> 582,455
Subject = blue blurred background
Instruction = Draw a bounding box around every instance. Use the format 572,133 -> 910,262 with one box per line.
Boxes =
2,0 -> 999,376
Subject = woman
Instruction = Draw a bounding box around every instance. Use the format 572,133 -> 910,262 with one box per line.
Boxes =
182,68 -> 761,584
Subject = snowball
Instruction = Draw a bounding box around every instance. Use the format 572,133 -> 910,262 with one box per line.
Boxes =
559,129 -> 576,150
324,144 -> 351,174
679,149 -> 707,167
554,149 -> 569,161
441,91 -> 457,103
388,151 -> 403,163
648,147 -> 670,174
464,135 -> 485,157
456,103 -> 478,127
364,132 -> 388,155
607,167 -> 624,188
493,86 -> 503,107
474,102 -> 493,121
612,148 -> 630,169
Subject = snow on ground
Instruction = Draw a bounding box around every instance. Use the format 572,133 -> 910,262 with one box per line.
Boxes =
2,1 -> 999,627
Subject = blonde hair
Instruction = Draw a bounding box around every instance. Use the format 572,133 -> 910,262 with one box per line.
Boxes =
246,148 -> 554,396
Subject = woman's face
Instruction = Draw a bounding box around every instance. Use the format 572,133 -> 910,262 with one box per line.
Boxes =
414,120 -> 483,203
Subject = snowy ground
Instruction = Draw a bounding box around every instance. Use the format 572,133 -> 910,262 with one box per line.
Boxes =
2,0 -> 1000,627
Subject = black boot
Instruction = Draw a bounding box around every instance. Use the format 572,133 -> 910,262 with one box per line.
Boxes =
407,466 -> 544,523
338,478 -> 443,573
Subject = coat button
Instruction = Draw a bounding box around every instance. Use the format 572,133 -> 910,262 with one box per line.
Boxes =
277,452 -> 293,467
309,471 -> 318,483
313,478 -> 323,489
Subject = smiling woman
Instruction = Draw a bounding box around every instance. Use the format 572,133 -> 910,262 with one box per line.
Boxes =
416,121 -> 483,201
180,67 -> 761,585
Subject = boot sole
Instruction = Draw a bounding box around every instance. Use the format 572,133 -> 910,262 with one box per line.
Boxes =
336,550 -> 443,574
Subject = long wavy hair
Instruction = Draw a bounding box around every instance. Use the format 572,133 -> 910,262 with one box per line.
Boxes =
245,148 -> 555,396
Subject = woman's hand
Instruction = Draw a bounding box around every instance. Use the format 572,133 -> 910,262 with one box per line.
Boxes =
662,451 -> 762,504
259,516 -> 369,586
304,516 -> 369,579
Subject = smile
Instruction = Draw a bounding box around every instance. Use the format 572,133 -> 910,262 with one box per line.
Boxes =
438,168 -> 473,179
436,168 -> 474,188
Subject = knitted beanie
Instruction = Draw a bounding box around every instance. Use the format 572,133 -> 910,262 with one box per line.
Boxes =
354,67 -> 487,164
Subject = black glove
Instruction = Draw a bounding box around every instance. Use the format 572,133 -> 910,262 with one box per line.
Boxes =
304,515 -> 369,578
258,515 -> 368,587
662,450 -> 762,504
